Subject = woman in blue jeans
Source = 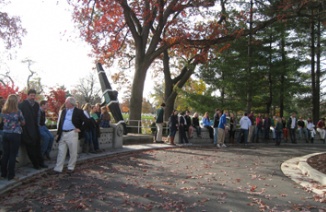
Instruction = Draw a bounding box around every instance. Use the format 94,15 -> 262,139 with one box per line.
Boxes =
1,95 -> 25,181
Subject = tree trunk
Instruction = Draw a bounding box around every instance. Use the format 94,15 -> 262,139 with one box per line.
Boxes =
128,57 -> 150,133
162,50 -> 197,121
246,0 -> 254,113
266,34 -> 273,114
279,34 -> 286,118
310,9 -> 318,124
315,9 -> 321,122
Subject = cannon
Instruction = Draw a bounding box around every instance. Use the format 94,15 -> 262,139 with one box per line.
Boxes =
96,63 -> 127,135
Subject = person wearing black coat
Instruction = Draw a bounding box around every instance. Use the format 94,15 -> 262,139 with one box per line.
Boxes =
178,111 -> 189,145
168,110 -> 178,145
19,89 -> 47,170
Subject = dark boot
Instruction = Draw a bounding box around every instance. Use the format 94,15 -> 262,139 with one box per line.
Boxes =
170,137 -> 175,145
89,143 -> 96,154
82,142 -> 89,153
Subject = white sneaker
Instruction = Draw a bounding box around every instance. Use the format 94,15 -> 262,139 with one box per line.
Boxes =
221,144 -> 227,148
217,144 -> 221,148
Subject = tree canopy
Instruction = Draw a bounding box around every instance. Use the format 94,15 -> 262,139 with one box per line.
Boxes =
70,0 -> 312,130
0,0 -> 26,50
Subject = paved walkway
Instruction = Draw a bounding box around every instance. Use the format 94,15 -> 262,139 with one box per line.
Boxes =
0,142 -> 325,210
0,143 -> 174,195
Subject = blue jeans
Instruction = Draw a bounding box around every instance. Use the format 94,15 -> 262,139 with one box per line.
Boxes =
213,127 -> 218,144
39,125 -> 54,156
91,128 -> 100,150
254,126 -> 261,142
1,132 -> 21,179
238,129 -> 249,144
84,130 -> 93,145
298,128 -> 308,140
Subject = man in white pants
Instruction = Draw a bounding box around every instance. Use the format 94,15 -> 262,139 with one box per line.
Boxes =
52,97 -> 89,175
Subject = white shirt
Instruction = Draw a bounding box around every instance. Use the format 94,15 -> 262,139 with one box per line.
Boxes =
307,122 -> 315,131
291,117 -> 296,129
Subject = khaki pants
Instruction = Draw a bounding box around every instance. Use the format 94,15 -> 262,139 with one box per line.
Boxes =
54,131 -> 79,172
218,128 -> 225,144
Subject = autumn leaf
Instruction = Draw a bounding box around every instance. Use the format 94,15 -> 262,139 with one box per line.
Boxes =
250,185 -> 257,192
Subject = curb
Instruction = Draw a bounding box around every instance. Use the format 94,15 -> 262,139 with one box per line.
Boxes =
281,152 -> 326,196
298,152 -> 326,185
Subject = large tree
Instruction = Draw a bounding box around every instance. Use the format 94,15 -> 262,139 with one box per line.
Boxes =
0,0 -> 26,85
72,72 -> 102,105
0,0 -> 26,49
71,0 -> 309,131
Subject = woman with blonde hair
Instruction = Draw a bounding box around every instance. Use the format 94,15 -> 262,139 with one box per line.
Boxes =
192,112 -> 201,138
1,95 -> 25,181
99,106 -> 111,128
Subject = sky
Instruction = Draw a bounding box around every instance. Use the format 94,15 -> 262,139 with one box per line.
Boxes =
0,0 -> 122,93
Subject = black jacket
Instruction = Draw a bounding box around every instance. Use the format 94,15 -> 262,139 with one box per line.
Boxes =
213,113 -> 220,128
19,100 -> 40,145
56,107 -> 89,142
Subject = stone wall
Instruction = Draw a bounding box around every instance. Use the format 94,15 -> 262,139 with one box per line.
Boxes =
16,124 -> 124,167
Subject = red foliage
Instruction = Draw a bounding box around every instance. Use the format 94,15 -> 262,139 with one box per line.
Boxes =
45,88 -> 67,121
0,83 -> 19,99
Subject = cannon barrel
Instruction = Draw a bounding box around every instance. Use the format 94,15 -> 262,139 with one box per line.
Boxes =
96,63 -> 127,135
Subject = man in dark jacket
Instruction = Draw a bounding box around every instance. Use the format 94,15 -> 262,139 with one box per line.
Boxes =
213,109 -> 220,145
155,103 -> 165,143
52,97 -> 89,175
19,89 -> 47,169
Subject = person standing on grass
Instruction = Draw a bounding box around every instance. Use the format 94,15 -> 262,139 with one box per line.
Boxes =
155,103 -> 165,143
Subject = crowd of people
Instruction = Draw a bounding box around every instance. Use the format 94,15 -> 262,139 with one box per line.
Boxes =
0,89 -> 112,180
153,106 -> 326,148
1,93 -> 325,180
